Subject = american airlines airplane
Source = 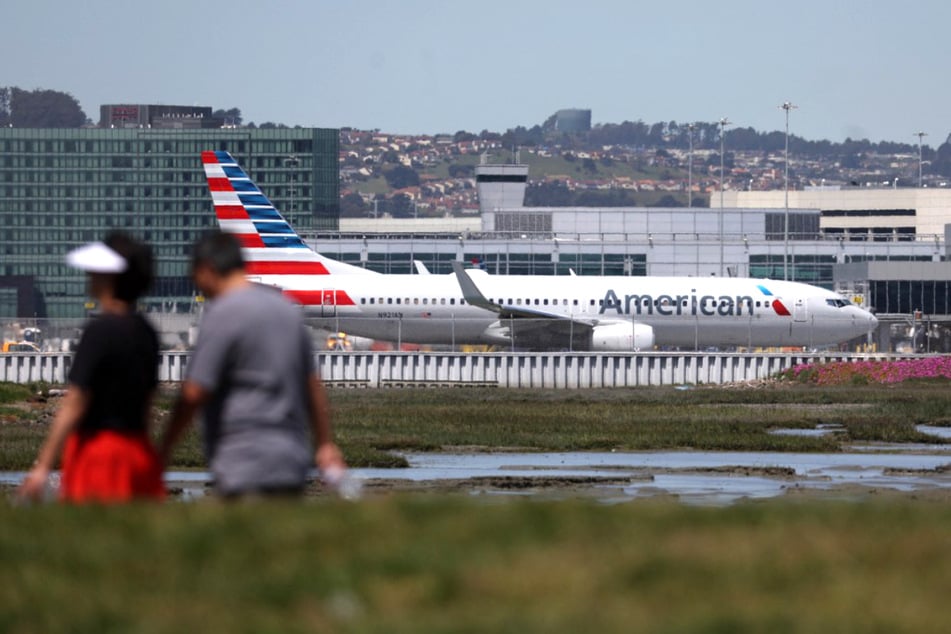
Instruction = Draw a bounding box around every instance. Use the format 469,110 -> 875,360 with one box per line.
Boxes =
201,151 -> 878,351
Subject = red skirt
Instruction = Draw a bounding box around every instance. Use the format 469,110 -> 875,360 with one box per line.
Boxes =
60,430 -> 166,503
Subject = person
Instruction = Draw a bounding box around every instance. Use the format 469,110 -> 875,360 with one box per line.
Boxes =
19,232 -> 164,503
159,231 -> 346,498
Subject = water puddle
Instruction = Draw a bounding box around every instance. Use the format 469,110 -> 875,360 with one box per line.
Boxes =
769,424 -> 846,437
368,450 -> 951,505
917,425 -> 951,440
4,445 -> 950,506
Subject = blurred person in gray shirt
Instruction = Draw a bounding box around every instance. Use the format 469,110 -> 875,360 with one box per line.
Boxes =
159,231 -> 346,497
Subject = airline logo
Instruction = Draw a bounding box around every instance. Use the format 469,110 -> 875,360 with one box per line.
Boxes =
599,285 -> 791,318
757,284 -> 791,316
201,151 -> 359,308
201,150 -> 330,276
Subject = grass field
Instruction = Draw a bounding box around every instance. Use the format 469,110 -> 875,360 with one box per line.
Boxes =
3,381 -> 951,632
3,498 -> 951,633
2,381 -> 950,470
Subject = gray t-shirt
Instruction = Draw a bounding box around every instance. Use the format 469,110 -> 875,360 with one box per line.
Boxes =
187,284 -> 316,494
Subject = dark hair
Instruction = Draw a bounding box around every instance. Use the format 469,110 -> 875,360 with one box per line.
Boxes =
103,231 -> 153,303
191,231 -> 245,275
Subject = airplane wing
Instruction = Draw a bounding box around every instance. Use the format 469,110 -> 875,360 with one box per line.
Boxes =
452,262 -> 614,349
451,262 -> 583,321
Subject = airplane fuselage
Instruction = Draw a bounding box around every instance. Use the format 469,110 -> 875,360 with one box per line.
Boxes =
251,270 -> 876,349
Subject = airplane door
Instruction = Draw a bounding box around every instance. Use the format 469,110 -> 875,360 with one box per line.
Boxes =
793,297 -> 807,322
322,289 -> 336,317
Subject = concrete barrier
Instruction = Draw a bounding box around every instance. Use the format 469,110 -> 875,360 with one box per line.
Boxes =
1,351 -> 916,388
0,353 -> 71,385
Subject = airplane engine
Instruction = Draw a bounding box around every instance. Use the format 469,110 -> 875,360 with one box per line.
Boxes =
591,322 -> 655,351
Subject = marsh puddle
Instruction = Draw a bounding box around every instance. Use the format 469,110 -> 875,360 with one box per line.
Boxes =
4,442 -> 950,506
917,425 -> 951,440
349,449 -> 951,505
769,424 -> 845,437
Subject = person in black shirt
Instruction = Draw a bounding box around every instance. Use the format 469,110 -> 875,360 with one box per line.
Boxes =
19,232 -> 164,503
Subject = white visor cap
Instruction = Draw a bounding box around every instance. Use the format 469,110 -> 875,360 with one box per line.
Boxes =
66,242 -> 128,273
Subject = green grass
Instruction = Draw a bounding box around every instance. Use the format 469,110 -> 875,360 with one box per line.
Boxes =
1,382 -> 949,470
0,382 -> 33,405
3,382 -> 951,632
2,498 -> 950,633
520,152 -> 675,181
327,383 -> 949,465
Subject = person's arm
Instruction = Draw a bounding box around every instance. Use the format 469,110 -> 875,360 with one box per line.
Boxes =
18,385 -> 90,501
309,373 -> 345,471
157,380 -> 209,467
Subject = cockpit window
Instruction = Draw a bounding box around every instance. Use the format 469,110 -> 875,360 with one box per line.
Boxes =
826,298 -> 851,308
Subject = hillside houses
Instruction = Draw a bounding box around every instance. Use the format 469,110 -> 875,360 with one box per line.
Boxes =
339,128 -> 946,217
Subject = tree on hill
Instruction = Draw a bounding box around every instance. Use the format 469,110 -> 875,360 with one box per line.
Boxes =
448,164 -> 474,178
500,125 -> 545,148
0,88 -> 9,126
388,193 -> 415,218
0,87 -> 87,127
339,192 -> 368,217
383,165 -> 420,189
213,107 -> 242,126
931,134 -> 951,177
524,181 -> 573,206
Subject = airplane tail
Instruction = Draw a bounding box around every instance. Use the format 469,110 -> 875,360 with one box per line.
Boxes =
200,150 -> 373,276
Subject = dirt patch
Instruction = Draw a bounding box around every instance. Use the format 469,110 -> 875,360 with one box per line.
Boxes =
0,394 -> 56,425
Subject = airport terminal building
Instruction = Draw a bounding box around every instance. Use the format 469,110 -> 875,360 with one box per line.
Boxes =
0,124 -> 339,317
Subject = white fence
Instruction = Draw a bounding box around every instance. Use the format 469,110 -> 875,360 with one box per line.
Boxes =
1,351 -> 914,388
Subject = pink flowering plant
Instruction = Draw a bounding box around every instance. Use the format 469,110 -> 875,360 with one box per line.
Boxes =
780,356 -> 951,385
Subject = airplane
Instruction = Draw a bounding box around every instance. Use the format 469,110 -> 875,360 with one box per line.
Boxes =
201,150 -> 878,351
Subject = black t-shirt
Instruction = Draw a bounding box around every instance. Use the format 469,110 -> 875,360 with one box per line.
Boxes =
68,313 -> 159,434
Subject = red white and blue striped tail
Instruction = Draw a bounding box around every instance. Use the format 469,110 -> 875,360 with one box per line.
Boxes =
201,150 -> 373,276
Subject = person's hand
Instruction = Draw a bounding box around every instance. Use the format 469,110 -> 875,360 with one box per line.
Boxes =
18,465 -> 51,503
317,442 -> 361,499
316,442 -> 346,472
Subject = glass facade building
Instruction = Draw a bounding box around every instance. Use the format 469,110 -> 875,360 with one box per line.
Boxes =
0,127 -> 338,317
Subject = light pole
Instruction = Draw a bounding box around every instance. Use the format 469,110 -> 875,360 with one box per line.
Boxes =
718,117 -> 730,209
686,123 -> 696,208
718,117 -> 730,276
780,102 -> 797,281
915,131 -> 927,188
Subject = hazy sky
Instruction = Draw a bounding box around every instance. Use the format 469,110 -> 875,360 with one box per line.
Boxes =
4,0 -> 949,145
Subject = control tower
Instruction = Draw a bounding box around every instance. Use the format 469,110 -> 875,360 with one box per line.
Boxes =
476,158 -> 528,213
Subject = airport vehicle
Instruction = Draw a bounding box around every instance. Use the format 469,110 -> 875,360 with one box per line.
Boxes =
2,341 -> 40,353
201,151 -> 878,350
